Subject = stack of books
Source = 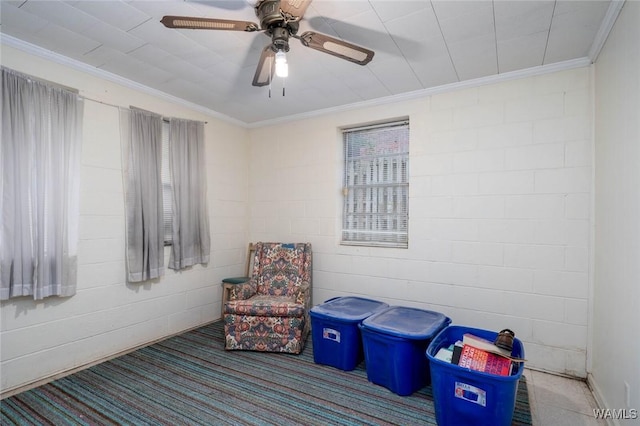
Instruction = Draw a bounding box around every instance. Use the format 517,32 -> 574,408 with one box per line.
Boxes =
434,333 -> 526,376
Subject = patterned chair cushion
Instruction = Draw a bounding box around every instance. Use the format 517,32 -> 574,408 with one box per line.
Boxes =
225,295 -> 305,317
224,315 -> 306,353
229,280 -> 257,300
255,245 -> 306,297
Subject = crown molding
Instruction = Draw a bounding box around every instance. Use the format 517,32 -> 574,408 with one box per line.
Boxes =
1,34 -> 248,128
588,0 -> 625,62
1,32 -> 596,130
249,0 -> 621,128
247,57 -> 592,129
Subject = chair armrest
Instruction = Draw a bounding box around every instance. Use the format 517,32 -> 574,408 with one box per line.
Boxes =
228,279 -> 257,300
294,281 -> 311,306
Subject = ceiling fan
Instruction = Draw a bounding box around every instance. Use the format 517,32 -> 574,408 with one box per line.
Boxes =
160,0 -> 375,87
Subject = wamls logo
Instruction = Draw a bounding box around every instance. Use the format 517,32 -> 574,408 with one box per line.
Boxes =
593,408 -> 638,420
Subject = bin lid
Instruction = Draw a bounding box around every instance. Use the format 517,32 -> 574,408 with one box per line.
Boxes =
310,297 -> 389,321
361,306 -> 450,339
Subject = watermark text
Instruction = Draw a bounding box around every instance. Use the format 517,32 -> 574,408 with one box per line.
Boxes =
593,408 -> 638,420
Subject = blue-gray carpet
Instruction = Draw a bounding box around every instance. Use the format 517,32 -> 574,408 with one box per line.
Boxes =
1,320 -> 532,425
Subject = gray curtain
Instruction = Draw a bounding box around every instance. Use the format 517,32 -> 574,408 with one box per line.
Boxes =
168,118 -> 210,270
0,68 -> 83,300
121,108 -> 165,282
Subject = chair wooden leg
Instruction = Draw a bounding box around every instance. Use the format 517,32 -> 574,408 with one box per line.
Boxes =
245,242 -> 255,276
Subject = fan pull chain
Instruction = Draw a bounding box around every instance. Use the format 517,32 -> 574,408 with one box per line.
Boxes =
268,56 -> 272,98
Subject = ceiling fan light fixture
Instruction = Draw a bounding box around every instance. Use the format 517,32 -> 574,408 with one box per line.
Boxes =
275,50 -> 289,78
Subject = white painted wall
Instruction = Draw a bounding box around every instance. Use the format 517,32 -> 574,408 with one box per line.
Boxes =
0,46 -> 250,394
248,67 -> 594,376
9,12 -> 637,394
592,1 -> 640,421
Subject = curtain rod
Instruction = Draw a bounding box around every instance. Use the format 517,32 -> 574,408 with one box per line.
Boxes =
129,105 -> 208,125
2,66 -> 78,94
342,119 -> 409,133
78,98 -> 209,125
3,67 -> 209,125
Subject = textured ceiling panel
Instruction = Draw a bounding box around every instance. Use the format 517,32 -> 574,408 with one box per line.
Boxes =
0,0 -> 614,125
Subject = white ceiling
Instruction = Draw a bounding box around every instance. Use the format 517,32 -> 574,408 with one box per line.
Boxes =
0,0 -> 618,126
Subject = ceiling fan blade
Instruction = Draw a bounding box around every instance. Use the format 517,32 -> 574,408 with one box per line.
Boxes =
307,16 -> 422,57
280,0 -> 313,20
160,16 -> 260,32
298,31 -> 374,65
252,46 -> 275,87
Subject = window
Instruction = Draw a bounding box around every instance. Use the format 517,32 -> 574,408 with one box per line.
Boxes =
122,110 -> 209,282
342,120 -> 409,248
161,120 -> 173,245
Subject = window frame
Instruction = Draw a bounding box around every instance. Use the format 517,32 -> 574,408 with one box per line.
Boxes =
341,119 -> 410,249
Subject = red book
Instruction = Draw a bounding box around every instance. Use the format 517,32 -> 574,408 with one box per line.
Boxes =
457,344 -> 512,376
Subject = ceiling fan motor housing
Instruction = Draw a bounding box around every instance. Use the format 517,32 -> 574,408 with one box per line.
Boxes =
256,1 -> 283,28
256,0 -> 300,53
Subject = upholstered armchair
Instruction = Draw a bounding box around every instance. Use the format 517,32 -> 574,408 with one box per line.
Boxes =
223,242 -> 312,354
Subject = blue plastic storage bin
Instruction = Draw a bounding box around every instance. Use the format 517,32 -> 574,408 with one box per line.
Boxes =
310,297 -> 388,371
359,306 -> 451,396
426,325 -> 525,426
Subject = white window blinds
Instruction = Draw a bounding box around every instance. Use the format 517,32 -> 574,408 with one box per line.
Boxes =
342,120 -> 409,248
161,120 -> 173,245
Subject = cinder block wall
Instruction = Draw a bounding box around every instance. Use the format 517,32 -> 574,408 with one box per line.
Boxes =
249,67 -> 593,377
1,47 -> 594,393
0,46 -> 250,394
592,0 -> 640,415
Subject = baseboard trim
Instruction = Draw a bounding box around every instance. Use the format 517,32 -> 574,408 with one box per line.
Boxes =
588,373 -> 621,426
0,319 -> 220,399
